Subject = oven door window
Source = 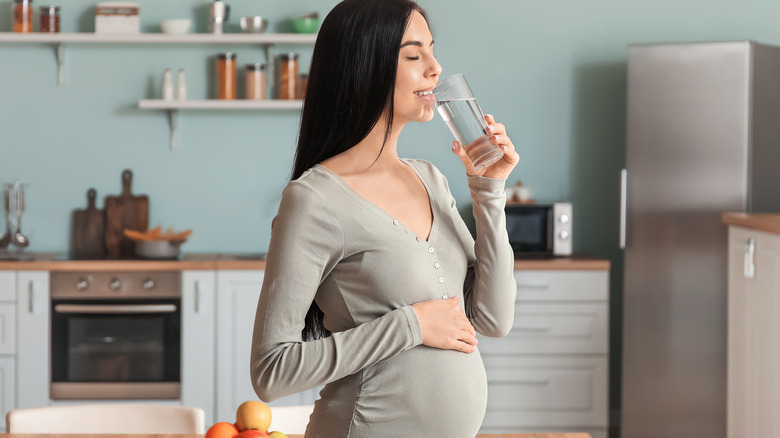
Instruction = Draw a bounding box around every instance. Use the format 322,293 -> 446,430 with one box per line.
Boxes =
51,299 -> 180,383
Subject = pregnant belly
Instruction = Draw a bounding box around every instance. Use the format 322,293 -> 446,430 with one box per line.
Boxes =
350,345 -> 487,437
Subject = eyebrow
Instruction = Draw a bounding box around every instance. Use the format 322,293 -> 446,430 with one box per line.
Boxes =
400,40 -> 435,48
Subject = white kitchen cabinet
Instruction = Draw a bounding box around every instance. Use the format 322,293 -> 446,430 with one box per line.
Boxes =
727,226 -> 780,438
181,271 -> 216,425
478,269 -> 610,438
215,270 -> 321,423
0,272 -> 15,301
16,271 -> 50,409
0,357 -> 15,429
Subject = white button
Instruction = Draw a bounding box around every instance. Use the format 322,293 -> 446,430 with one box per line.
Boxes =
434,262 -> 440,269
393,219 -> 399,226
404,227 -> 409,233
441,294 -> 448,300
559,230 -> 570,240
559,214 -> 570,224
416,236 -> 422,242
428,247 -> 435,253
438,277 -> 444,283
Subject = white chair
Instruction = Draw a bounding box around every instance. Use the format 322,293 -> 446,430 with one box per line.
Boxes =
5,404 -> 205,434
268,404 -> 315,435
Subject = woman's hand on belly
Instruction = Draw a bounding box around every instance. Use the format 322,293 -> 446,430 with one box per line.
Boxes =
411,296 -> 478,354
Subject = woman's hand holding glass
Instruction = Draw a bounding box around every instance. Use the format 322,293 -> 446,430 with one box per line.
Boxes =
452,114 -> 519,179
412,296 -> 478,354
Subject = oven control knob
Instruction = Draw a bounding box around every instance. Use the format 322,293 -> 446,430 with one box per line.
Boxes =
75,278 -> 89,291
142,279 -> 156,290
109,278 -> 122,291
559,214 -> 570,224
559,230 -> 570,240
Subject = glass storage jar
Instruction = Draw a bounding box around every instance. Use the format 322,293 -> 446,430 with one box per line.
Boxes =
13,0 -> 33,33
39,5 -> 60,33
216,52 -> 237,100
245,63 -> 266,100
278,53 -> 299,100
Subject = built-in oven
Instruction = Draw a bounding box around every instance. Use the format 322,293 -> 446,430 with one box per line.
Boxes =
50,271 -> 181,400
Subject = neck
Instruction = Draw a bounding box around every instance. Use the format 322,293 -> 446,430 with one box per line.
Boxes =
338,116 -> 407,174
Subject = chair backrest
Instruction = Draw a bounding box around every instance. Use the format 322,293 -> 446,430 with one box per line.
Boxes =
268,404 -> 314,435
5,404 -> 205,434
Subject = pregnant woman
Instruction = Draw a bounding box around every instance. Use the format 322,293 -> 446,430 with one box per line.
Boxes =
250,0 -> 519,436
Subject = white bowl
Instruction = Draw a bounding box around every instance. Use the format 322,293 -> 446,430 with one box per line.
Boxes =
161,19 -> 192,35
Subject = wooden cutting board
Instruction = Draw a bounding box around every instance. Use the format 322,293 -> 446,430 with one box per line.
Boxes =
104,169 -> 149,259
71,188 -> 106,259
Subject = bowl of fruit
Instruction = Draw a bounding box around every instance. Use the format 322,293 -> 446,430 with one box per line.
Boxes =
206,400 -> 293,438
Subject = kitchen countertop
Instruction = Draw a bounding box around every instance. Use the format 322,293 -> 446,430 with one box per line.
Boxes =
0,252 -> 609,272
723,212 -> 780,235
0,434 -> 591,438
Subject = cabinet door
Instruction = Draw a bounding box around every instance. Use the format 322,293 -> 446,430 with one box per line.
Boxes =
216,270 -> 265,422
727,227 -> 753,438
181,271 -> 216,425
0,271 -> 15,301
16,271 -> 50,408
0,357 -> 15,432
0,304 -> 16,355
751,230 -> 780,438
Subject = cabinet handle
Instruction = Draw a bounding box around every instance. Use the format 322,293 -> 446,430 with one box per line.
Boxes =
517,324 -> 552,332
28,280 -> 35,314
194,280 -> 201,314
620,168 -> 628,250
744,238 -> 756,279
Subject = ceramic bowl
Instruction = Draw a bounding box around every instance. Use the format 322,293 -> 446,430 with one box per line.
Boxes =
161,19 -> 192,35
135,240 -> 185,260
240,16 -> 268,33
291,15 -> 319,34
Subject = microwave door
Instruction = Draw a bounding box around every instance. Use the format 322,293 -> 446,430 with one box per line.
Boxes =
506,205 -> 551,253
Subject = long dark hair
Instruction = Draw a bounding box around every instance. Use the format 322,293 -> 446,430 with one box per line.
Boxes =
294,0 -> 427,341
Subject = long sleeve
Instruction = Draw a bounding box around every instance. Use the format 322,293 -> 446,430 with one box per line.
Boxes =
250,178 -> 423,402
457,175 -> 517,338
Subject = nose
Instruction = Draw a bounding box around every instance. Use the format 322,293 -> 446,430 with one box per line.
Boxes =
427,56 -> 442,80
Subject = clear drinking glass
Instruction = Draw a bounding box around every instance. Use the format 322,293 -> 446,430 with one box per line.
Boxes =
434,74 -> 504,170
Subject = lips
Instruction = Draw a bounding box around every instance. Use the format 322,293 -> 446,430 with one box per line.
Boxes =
414,87 -> 435,102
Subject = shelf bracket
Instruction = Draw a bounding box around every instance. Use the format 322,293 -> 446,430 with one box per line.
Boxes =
169,109 -> 179,151
54,43 -> 65,85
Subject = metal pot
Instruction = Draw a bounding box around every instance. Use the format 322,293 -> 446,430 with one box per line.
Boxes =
135,240 -> 184,260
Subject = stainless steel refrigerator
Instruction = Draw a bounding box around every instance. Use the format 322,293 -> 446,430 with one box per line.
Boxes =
620,41 -> 780,438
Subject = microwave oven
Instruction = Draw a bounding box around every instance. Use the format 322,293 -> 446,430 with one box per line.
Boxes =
505,202 -> 572,256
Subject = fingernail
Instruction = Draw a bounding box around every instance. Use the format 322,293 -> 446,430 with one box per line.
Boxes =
472,347 -> 477,352
452,142 -> 458,151
475,338 -> 479,344
486,124 -> 495,133
451,295 -> 459,299
492,135 -> 500,142
500,145 -> 507,150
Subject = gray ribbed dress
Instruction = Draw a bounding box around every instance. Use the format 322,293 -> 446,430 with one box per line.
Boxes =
250,158 -> 516,438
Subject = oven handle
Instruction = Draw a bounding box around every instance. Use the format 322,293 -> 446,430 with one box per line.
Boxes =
54,304 -> 178,314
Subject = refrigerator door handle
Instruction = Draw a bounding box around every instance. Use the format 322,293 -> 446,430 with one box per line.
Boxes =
620,168 -> 627,249
744,238 -> 756,279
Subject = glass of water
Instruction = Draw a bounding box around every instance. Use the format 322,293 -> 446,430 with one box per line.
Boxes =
434,74 -> 504,170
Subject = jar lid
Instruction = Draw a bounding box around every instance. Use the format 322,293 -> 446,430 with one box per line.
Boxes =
14,0 -> 32,4
245,63 -> 265,71
40,5 -> 59,12
279,53 -> 298,61
217,52 -> 236,60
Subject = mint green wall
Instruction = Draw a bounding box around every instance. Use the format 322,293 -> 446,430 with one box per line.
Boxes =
2,0 -> 778,422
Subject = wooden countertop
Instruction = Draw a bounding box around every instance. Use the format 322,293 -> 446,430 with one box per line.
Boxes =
0,434 -> 591,438
723,212 -> 780,235
0,253 -> 609,272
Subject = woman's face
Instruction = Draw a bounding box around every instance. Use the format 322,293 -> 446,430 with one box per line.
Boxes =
393,11 -> 442,125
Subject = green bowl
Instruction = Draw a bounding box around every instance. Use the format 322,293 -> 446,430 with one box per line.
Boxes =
291,16 -> 319,34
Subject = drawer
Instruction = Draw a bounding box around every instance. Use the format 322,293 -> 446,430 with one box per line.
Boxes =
478,303 -> 608,354
514,270 -> 608,301
0,272 -> 14,302
0,304 -> 15,355
481,356 -> 608,429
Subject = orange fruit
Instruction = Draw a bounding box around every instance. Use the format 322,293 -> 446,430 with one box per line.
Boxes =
235,400 -> 273,432
205,422 -> 240,438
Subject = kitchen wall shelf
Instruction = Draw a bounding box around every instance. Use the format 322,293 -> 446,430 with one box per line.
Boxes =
0,32 -> 317,85
138,99 -> 304,150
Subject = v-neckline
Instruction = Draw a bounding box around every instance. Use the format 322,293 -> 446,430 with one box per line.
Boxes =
314,159 -> 438,243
